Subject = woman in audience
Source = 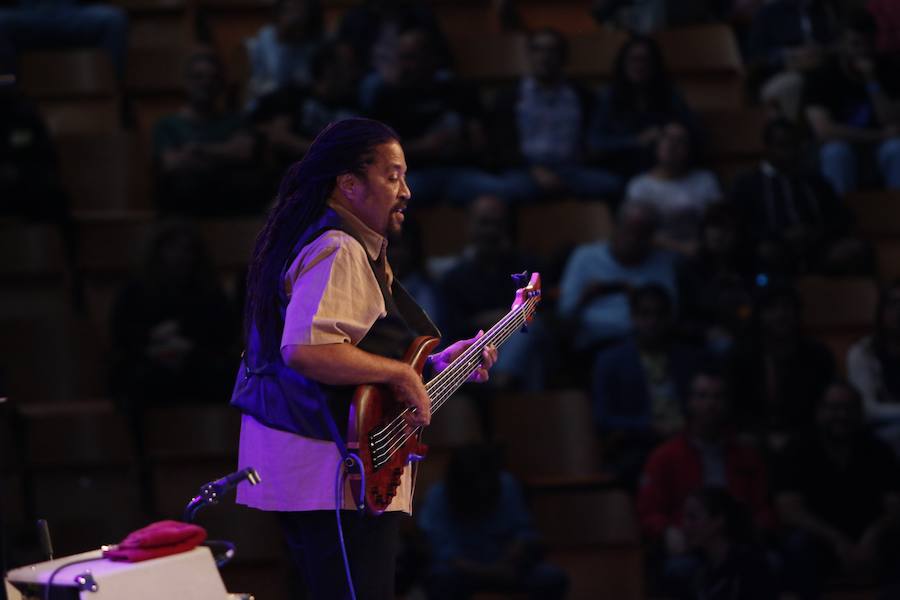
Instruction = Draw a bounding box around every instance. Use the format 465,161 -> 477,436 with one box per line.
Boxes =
623,120 -> 722,255
847,279 -> 900,457
588,35 -> 697,179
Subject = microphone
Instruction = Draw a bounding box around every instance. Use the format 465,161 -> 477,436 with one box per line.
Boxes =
183,467 -> 261,523
36,519 -> 53,561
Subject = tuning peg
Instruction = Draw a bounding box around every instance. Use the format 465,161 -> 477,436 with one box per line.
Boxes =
510,271 -> 530,287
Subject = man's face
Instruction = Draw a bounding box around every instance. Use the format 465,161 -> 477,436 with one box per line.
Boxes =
344,140 -> 410,237
528,32 -> 565,82
817,384 -> 861,441
688,375 -> 726,433
185,56 -> 222,107
632,295 -> 670,345
656,123 -> 691,170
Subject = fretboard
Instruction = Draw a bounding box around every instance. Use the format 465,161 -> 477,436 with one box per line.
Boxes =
424,293 -> 540,415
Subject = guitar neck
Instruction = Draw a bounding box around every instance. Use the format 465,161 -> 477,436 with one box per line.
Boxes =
424,295 -> 538,414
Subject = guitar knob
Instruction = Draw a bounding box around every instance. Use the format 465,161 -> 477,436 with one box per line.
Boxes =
407,453 -> 424,464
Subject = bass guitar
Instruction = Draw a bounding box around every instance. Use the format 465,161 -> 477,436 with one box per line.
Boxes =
347,272 -> 542,515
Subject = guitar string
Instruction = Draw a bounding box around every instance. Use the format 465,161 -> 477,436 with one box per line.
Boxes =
371,306 -> 531,467
370,299 -> 537,451
368,298 -> 532,447
367,295 -> 535,448
369,296 -> 537,467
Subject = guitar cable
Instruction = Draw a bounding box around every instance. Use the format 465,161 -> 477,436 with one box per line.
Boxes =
334,452 -> 366,600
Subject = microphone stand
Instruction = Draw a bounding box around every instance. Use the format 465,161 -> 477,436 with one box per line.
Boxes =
183,467 -> 261,523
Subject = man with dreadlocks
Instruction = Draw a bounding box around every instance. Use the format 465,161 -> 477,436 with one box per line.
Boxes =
230,118 -> 498,600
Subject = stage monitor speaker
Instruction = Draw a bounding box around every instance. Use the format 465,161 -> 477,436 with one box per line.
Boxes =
4,546 -> 244,599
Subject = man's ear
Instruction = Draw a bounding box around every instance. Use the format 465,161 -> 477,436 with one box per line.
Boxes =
336,172 -> 359,200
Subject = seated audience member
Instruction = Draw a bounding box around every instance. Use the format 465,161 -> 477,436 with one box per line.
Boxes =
638,367 -> 774,598
364,24 -> 487,205
593,284 -> 702,487
588,35 -> 697,179
251,39 -> 362,171
804,9 -> 900,195
590,0 -> 730,34
682,487 -> 778,600
677,203 -> 754,354
775,381 -> 900,598
746,0 -> 839,119
153,48 -> 266,216
0,0 -> 127,77
0,75 -> 68,222
244,0 -> 323,108
729,285 -> 836,451
848,280 -> 900,457
336,0 -> 447,72
387,214 -> 442,327
558,202 -> 678,358
484,28 -> 621,202
110,222 -> 239,410
624,121 -> 722,254
868,0 -> 900,54
417,445 -> 568,600
731,118 -> 867,276
438,196 -> 545,390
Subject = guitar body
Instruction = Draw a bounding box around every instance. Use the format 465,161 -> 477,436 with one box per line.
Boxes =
348,335 -> 440,515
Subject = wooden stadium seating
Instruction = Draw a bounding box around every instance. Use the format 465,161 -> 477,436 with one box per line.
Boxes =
875,239 -> 900,282
125,46 -> 191,96
449,33 -> 528,82
196,0 -> 271,75
566,29 -> 629,81
421,393 -> 485,448
56,132 -> 153,216
652,24 -> 743,79
796,276 -> 878,334
38,101 -> 122,136
702,108 -> 766,159
198,218 -> 265,271
142,403 -> 241,461
845,190 -> 900,239
517,200 -> 612,260
19,50 -> 118,99
413,205 -> 469,257
0,223 -> 66,280
435,0 -> 502,36
76,213 -> 157,275
111,0 -> 194,49
492,389 -> 606,486
516,0 -> 597,35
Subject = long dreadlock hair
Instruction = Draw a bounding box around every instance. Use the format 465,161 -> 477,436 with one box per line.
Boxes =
244,117 -> 400,361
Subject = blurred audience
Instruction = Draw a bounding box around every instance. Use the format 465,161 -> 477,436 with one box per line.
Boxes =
746,0 -> 840,120
110,222 -> 239,410
388,215 -> 443,327
0,0 -> 128,77
417,445 -> 568,600
590,0 -> 731,34
729,285 -> 836,452
438,196 -> 546,390
250,39 -> 362,172
592,284 -> 702,487
336,0 -> 447,73
804,9 -> 900,194
637,367 -> 774,598
244,0 -> 324,108
484,28 -> 621,202
624,120 -> 723,254
731,118 -> 869,276
0,76 -> 68,222
676,203 -> 754,354
588,35 -> 697,179
153,48 -> 267,216
364,23 -> 486,205
681,487 -> 778,600
868,0 -> 900,54
558,202 -> 678,360
847,279 -> 900,457
775,380 -> 900,598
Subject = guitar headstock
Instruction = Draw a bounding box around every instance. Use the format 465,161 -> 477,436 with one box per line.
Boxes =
511,271 -> 542,324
